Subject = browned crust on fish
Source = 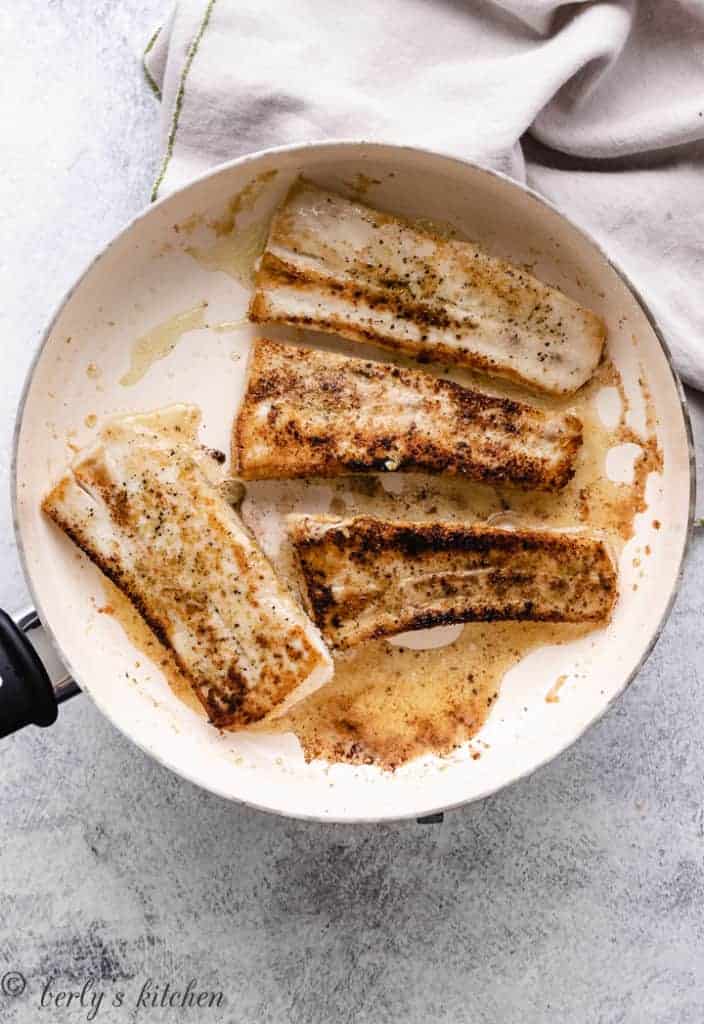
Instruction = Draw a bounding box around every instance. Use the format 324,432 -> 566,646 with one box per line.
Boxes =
42,481 -> 215,704
42,431 -> 329,729
235,339 -> 583,491
289,515 -> 618,649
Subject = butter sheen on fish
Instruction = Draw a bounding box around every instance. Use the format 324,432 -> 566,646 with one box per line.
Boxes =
249,184 -> 606,396
42,406 -> 332,728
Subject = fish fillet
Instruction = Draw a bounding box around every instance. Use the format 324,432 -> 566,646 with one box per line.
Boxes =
289,514 -> 618,649
42,406 -> 332,728
235,338 -> 582,490
249,184 -> 607,396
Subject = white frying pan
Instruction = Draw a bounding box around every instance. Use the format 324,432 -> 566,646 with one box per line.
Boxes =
2,142 -> 694,822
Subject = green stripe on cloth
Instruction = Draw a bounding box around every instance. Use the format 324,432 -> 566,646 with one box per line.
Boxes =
143,26 -> 163,101
151,0 -> 219,202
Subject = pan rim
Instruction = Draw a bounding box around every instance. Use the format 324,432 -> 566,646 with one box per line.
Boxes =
11,138 -> 696,823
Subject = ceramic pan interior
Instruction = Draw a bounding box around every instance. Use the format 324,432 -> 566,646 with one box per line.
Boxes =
14,142 -> 694,822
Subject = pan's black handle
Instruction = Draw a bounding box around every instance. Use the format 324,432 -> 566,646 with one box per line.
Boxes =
0,609 -> 79,738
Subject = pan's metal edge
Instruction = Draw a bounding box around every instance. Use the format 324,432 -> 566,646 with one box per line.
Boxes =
10,139 -> 697,825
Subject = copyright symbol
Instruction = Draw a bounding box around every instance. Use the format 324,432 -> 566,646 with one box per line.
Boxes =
1,972 -> 26,997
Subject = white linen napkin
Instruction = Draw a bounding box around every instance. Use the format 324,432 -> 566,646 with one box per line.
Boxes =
145,0 -> 704,388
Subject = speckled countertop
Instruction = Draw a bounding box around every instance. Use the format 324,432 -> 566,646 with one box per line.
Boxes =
2,4 -> 704,1023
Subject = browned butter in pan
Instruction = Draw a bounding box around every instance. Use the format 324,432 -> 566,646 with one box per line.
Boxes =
253,358 -> 661,769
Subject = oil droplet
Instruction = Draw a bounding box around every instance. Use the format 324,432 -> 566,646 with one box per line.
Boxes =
412,216 -> 461,240
545,673 -> 568,703
209,169 -> 278,236
605,442 -> 642,485
120,303 -> 207,387
187,169 -> 279,286
186,218 -> 271,286
596,386 -> 623,429
209,318 -> 249,334
174,212 -> 203,236
344,172 -> 382,197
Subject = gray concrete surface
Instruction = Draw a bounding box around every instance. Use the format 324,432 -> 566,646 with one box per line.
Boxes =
1,3 -> 704,1022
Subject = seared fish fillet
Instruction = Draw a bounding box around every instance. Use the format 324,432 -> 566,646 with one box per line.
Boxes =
235,339 -> 582,490
249,184 -> 606,396
289,514 -> 618,649
42,406 -> 332,728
